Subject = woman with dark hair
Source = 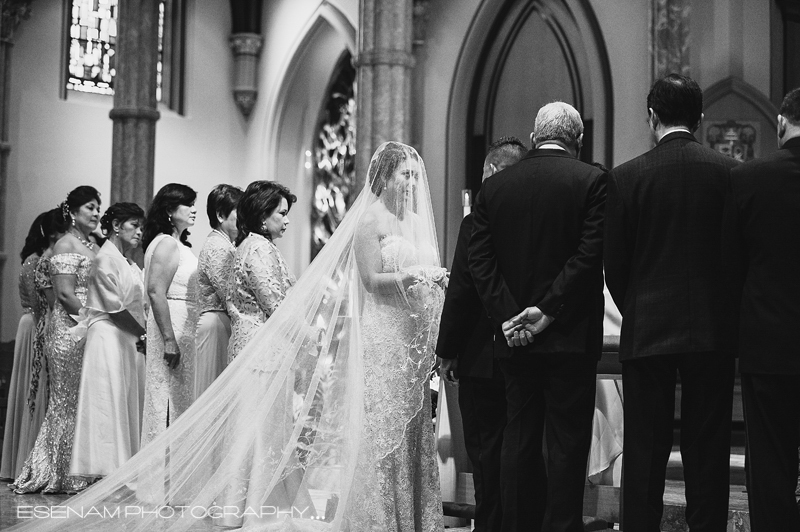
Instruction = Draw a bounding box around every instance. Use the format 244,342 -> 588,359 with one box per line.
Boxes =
1,212 -> 50,480
12,186 -> 101,493
14,209 -> 64,478
141,183 -> 198,446
226,180 -> 296,360
71,203 -> 147,479
194,184 -> 243,399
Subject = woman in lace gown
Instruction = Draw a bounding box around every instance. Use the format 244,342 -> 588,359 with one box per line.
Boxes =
7,143 -> 446,531
140,184 -> 199,447
71,203 -> 147,478
227,181 -> 296,361
11,186 -> 101,494
1,212 -> 49,480
194,185 -> 242,399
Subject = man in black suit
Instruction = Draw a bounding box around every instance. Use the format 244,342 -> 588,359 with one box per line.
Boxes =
469,102 -> 606,532
604,74 -> 738,532
436,136 -> 527,532
722,87 -> 800,530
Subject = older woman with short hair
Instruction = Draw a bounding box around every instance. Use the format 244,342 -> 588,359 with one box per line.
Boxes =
194,184 -> 243,399
71,202 -> 147,479
227,181 -> 296,361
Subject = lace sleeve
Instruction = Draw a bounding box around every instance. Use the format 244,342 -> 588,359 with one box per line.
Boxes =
206,243 -> 234,303
243,241 -> 294,318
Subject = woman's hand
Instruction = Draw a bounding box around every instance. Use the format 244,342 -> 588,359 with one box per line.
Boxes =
163,339 -> 181,369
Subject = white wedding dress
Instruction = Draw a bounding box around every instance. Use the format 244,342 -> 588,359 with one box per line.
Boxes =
8,142 -> 445,532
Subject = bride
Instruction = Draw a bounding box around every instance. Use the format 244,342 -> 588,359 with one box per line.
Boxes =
10,142 -> 447,532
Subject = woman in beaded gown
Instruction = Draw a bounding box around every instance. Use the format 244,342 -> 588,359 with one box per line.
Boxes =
11,186 -> 101,494
7,143 -> 447,531
17,209 -> 64,471
0,212 -> 49,480
71,203 -> 147,479
194,184 -> 242,399
227,181 -> 296,361
140,184 -> 199,447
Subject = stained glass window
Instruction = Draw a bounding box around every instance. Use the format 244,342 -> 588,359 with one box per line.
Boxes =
311,53 -> 357,260
67,0 -> 118,95
66,0 -> 183,109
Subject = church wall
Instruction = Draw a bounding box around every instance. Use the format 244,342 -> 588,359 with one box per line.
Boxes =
2,1 -> 247,340
242,0 -> 357,276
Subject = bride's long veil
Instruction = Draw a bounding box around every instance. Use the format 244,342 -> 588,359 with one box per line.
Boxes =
10,142 -> 443,532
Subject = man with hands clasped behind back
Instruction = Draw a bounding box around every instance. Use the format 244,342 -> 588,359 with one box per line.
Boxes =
436,136 -> 527,532
469,102 -> 606,532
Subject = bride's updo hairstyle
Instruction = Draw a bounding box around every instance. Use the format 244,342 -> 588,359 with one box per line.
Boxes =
100,202 -> 145,236
142,183 -> 197,251
235,180 -> 296,246
368,141 -> 420,196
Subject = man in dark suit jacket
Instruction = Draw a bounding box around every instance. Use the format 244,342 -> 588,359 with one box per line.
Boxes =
722,87 -> 800,530
469,102 -> 606,532
604,74 -> 738,532
436,136 -> 527,532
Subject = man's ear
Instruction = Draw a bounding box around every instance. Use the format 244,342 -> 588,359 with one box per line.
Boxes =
777,115 -> 787,143
530,132 -> 536,147
648,107 -> 658,129
690,112 -> 704,133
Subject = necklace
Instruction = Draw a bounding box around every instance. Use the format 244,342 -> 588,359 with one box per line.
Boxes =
70,229 -> 96,251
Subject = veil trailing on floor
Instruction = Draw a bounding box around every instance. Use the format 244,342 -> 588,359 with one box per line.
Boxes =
10,142 -> 445,532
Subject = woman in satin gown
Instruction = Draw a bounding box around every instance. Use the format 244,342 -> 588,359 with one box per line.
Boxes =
140,184 -> 199,447
7,143 -> 447,531
0,212 -> 49,480
227,181 -> 296,361
11,186 -> 101,494
194,184 -> 242,399
71,203 -> 147,479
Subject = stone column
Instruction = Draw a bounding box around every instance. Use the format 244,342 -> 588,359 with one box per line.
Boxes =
354,0 -> 414,192
0,1 -> 33,330
651,0 -> 691,81
109,0 -> 161,208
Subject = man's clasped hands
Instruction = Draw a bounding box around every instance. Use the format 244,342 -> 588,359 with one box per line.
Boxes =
502,306 -> 554,347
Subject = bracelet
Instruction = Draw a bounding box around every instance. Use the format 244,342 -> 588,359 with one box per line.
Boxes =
139,334 -> 147,342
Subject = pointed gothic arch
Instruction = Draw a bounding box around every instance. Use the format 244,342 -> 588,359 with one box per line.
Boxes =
443,0 -> 613,258
256,3 -> 356,273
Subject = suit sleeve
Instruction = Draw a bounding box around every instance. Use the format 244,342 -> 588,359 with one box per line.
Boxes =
468,184 -> 520,328
537,170 -> 607,318
436,216 -> 484,359
603,170 -> 629,312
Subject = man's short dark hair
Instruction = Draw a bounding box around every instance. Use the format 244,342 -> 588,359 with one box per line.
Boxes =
647,74 -> 703,130
486,136 -> 527,171
779,87 -> 800,125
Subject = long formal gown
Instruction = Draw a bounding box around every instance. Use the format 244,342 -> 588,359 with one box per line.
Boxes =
11,252 -> 92,493
194,229 -> 235,399
71,241 -> 146,477
0,253 -> 39,479
227,233 -> 295,360
141,234 -> 198,447
3,142 -> 446,532
18,251 -> 54,464
349,234 -> 444,532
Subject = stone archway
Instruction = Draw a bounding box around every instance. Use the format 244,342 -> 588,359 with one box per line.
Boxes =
444,0 -> 613,258
262,5 -> 356,273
